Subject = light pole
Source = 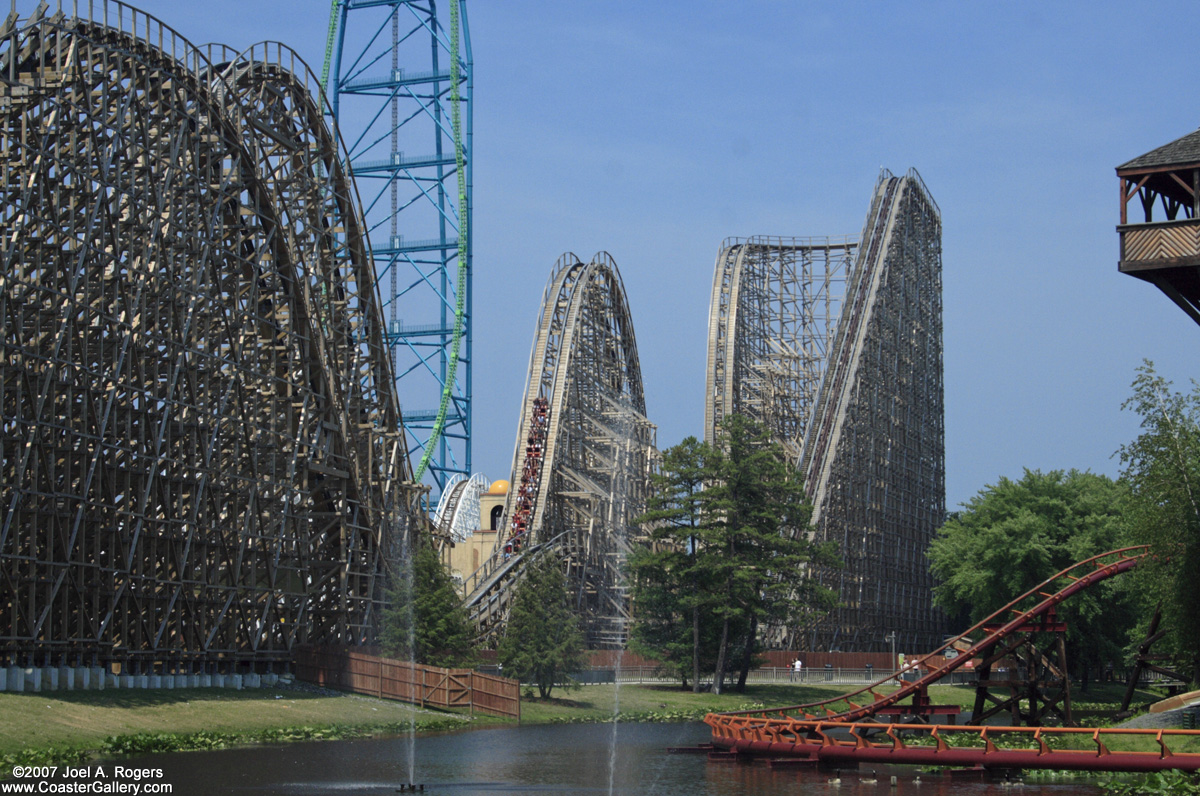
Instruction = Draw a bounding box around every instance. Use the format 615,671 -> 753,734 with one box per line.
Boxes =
885,631 -> 897,675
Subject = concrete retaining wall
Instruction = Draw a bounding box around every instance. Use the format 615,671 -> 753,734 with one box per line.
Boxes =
0,666 -> 293,693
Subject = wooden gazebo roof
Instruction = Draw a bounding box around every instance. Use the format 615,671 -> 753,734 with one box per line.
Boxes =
1119,128 -> 1200,173
1116,126 -> 1200,325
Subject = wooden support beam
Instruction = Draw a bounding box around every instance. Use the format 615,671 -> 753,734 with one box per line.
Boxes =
0,8 -> 417,669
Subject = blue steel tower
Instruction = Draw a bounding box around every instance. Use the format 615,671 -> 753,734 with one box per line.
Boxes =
323,0 -> 472,491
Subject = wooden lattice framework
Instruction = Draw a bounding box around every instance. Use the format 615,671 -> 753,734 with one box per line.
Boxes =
799,170 -> 945,652
705,235 -> 855,464
463,253 -> 656,648
0,2 -> 419,671
705,170 -> 945,653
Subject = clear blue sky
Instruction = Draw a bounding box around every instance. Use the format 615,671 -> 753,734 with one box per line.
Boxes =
77,0 -> 1200,508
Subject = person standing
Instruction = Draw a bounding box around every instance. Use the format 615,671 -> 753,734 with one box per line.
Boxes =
793,658 -> 803,682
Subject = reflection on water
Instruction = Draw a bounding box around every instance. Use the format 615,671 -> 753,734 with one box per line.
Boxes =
122,722 -> 1111,796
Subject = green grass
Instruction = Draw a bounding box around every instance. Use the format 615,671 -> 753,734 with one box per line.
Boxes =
514,682 -> 856,724
0,685 -> 469,772
0,678 -> 1170,775
513,681 -> 1155,722
505,681 -> 997,724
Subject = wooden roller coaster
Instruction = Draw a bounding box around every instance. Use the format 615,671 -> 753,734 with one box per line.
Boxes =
0,1 -> 416,670
460,254 -> 656,648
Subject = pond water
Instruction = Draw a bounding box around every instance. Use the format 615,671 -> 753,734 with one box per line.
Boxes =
121,721 -> 1112,796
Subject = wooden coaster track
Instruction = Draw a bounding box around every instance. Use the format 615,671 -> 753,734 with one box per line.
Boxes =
460,253 -> 655,648
0,2 -> 418,670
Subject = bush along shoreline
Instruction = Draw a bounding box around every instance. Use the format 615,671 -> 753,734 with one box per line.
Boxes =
0,701 -> 734,774
545,703 -> 763,725
1,681 -> 1165,779
1,716 -> 470,775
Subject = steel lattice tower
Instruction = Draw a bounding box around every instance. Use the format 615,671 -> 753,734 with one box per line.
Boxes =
325,0 -> 472,491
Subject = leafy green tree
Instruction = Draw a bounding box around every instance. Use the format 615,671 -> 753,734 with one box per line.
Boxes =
381,542 -> 477,668
498,552 -> 586,698
626,541 -> 723,689
1120,362 -> 1200,684
927,468 -> 1132,684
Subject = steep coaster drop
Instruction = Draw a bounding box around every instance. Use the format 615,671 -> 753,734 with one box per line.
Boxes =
704,546 -> 1200,772
460,254 -> 656,648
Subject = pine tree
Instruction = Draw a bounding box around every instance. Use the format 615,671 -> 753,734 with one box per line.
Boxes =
629,416 -> 838,694
381,542 -> 477,668
628,437 -> 722,691
498,552 -> 586,698
704,415 -> 837,693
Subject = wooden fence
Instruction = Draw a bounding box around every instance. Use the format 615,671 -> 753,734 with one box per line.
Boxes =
294,646 -> 520,720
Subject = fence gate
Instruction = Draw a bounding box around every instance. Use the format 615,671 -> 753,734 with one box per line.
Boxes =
295,647 -> 519,720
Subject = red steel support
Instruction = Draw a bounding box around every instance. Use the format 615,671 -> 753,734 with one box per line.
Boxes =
719,546 -> 1149,726
706,718 -> 1200,773
704,547 -> 1199,773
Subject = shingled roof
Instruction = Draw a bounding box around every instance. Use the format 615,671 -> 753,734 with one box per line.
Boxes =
1119,128 -> 1200,172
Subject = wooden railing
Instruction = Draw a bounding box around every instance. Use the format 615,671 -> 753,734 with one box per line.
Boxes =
1119,218 -> 1200,264
294,646 -> 520,720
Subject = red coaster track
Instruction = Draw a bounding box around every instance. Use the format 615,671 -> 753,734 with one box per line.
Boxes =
706,546 -> 1200,771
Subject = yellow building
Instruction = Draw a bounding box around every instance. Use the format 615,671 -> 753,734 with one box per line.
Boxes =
445,479 -> 508,588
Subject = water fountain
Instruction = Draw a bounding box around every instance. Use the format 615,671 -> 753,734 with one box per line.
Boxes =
607,645 -> 624,796
604,399 -> 642,796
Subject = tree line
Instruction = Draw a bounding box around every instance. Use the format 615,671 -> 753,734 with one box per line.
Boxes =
379,414 -> 837,698
380,533 -> 584,699
929,362 -> 1200,686
382,361 -> 1200,695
